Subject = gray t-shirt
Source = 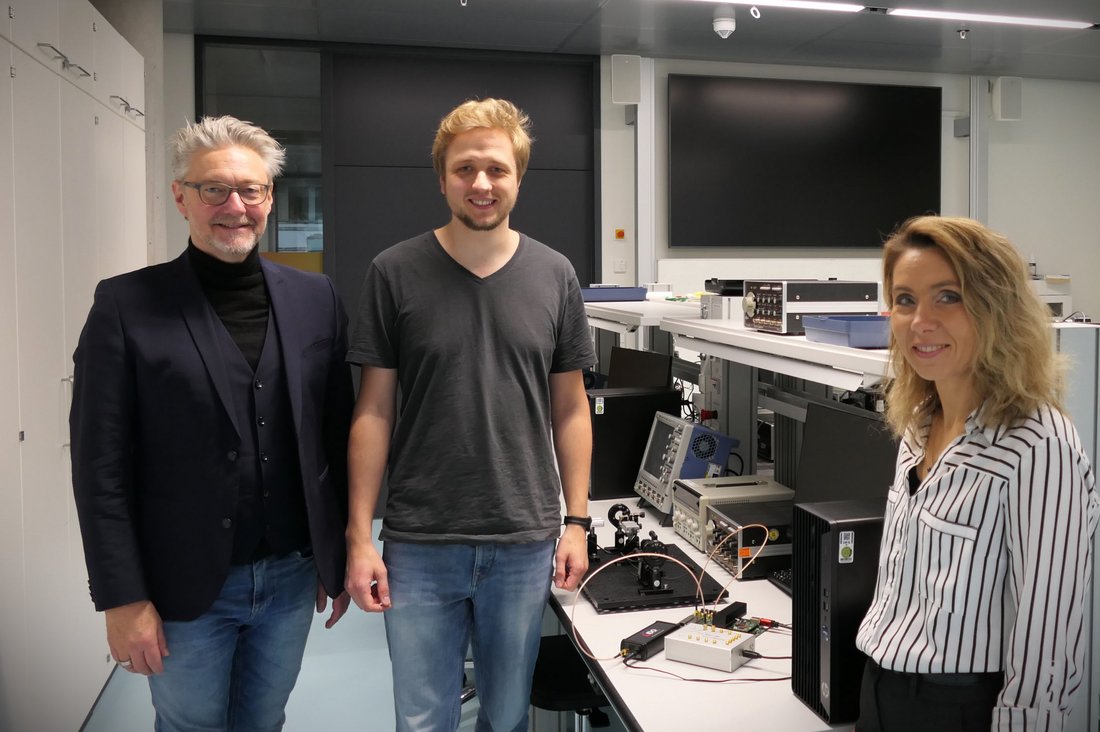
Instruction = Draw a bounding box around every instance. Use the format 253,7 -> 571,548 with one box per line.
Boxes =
347,231 -> 595,544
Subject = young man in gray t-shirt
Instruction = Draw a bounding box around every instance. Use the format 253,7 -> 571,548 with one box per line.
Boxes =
345,98 -> 595,732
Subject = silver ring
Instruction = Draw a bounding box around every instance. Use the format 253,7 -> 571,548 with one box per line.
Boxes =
119,659 -> 133,669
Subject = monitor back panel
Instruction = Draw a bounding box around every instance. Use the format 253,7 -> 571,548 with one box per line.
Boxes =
606,346 -> 673,389
794,401 -> 899,504
588,387 -> 682,500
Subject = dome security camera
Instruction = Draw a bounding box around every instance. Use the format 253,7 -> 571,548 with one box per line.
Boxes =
713,16 -> 736,38
712,5 -> 736,38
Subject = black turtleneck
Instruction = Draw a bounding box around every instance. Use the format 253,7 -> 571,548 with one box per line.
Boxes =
188,241 -> 269,371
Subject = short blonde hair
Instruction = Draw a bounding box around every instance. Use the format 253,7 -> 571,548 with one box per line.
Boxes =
170,115 -> 285,182
431,98 -> 533,179
882,216 -> 1064,438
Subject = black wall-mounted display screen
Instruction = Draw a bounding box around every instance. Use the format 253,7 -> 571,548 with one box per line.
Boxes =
668,74 -> 942,248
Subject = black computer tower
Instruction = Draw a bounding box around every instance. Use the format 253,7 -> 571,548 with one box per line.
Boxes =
587,387 -> 681,500
792,499 -> 884,724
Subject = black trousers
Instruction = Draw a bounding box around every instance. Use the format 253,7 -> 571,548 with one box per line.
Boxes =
855,659 -> 1004,732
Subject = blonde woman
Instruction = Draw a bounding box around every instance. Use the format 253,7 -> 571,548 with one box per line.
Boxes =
855,216 -> 1099,731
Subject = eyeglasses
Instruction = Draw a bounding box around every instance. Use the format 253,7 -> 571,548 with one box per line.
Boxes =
182,181 -> 271,206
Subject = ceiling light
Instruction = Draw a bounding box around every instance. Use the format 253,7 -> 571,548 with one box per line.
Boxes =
691,0 -> 864,13
886,8 -> 1094,30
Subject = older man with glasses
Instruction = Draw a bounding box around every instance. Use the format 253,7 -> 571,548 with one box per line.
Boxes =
69,115 -> 354,731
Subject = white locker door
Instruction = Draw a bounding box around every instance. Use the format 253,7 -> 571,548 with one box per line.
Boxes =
90,8 -> 121,117
58,0 -> 94,94
8,0 -> 59,69
122,120 -> 147,271
59,79 -> 115,713
11,42 -> 80,732
0,37 -> 31,732
119,37 -> 144,129
93,108 -> 126,279
60,82 -> 97,372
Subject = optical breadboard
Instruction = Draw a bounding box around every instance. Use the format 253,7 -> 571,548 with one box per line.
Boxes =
664,623 -> 756,672
581,544 -> 727,614
633,412 -> 739,514
706,501 -> 794,580
742,279 -> 880,334
672,475 -> 794,552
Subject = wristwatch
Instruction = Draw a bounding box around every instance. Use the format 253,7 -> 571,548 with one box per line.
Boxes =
562,515 -> 593,531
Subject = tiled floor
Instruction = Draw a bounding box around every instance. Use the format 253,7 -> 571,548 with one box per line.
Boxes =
79,526 -> 624,732
82,605 -> 419,731
79,600 -> 624,732
81,521 -> 487,732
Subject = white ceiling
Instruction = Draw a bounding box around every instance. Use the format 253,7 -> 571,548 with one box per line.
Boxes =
165,0 -> 1100,83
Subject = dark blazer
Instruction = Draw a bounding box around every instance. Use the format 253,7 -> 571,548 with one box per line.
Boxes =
70,251 -> 354,622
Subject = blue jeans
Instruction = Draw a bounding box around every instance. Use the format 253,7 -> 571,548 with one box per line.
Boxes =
383,540 -> 556,732
148,550 -> 317,732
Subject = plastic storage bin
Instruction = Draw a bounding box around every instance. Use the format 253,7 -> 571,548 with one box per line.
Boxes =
581,286 -> 647,302
803,315 -> 889,349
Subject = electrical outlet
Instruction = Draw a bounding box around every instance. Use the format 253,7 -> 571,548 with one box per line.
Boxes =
613,258 -> 627,273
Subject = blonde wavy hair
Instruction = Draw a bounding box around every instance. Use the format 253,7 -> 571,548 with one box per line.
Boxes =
882,216 -> 1064,439
170,115 -> 286,182
431,98 -> 533,180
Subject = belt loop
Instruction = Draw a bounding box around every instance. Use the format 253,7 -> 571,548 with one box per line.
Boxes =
907,672 -> 919,698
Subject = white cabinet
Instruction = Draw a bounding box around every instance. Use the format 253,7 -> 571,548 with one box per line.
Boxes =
91,7 -> 143,128
58,0 -> 95,92
4,0 -> 98,91
61,82 -> 98,368
119,36 -> 144,128
93,107 -> 123,281
123,122 -> 148,262
7,0 -> 59,69
91,7 -> 118,112
95,108 -> 146,278
11,40 -> 75,728
60,92 -> 117,717
0,8 -> 146,728
0,38 -> 31,732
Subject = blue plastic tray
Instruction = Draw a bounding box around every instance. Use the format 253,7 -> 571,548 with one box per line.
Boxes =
803,315 -> 889,349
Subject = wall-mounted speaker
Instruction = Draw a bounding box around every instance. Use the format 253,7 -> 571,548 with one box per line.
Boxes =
992,76 -> 1023,121
611,54 -> 641,105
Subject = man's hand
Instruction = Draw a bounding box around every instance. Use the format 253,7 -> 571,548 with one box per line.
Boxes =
316,582 -> 351,629
345,542 -> 391,612
554,524 -> 589,591
106,600 -> 169,675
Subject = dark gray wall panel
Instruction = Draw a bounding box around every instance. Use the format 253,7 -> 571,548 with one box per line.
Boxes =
331,166 -> 595,320
325,48 -> 598,314
330,165 -> 442,318
331,52 -> 594,171
510,168 -> 594,284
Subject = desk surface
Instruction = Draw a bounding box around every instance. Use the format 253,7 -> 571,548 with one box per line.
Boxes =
551,498 -> 851,732
659,316 -> 890,390
585,299 -> 699,328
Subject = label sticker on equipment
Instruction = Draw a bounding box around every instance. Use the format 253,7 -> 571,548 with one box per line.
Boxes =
838,530 -> 855,564
595,397 -> 605,415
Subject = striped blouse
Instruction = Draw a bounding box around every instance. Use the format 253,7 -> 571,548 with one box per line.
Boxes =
856,403 -> 1099,731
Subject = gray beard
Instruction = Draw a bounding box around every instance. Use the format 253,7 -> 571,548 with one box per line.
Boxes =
203,234 -> 258,259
